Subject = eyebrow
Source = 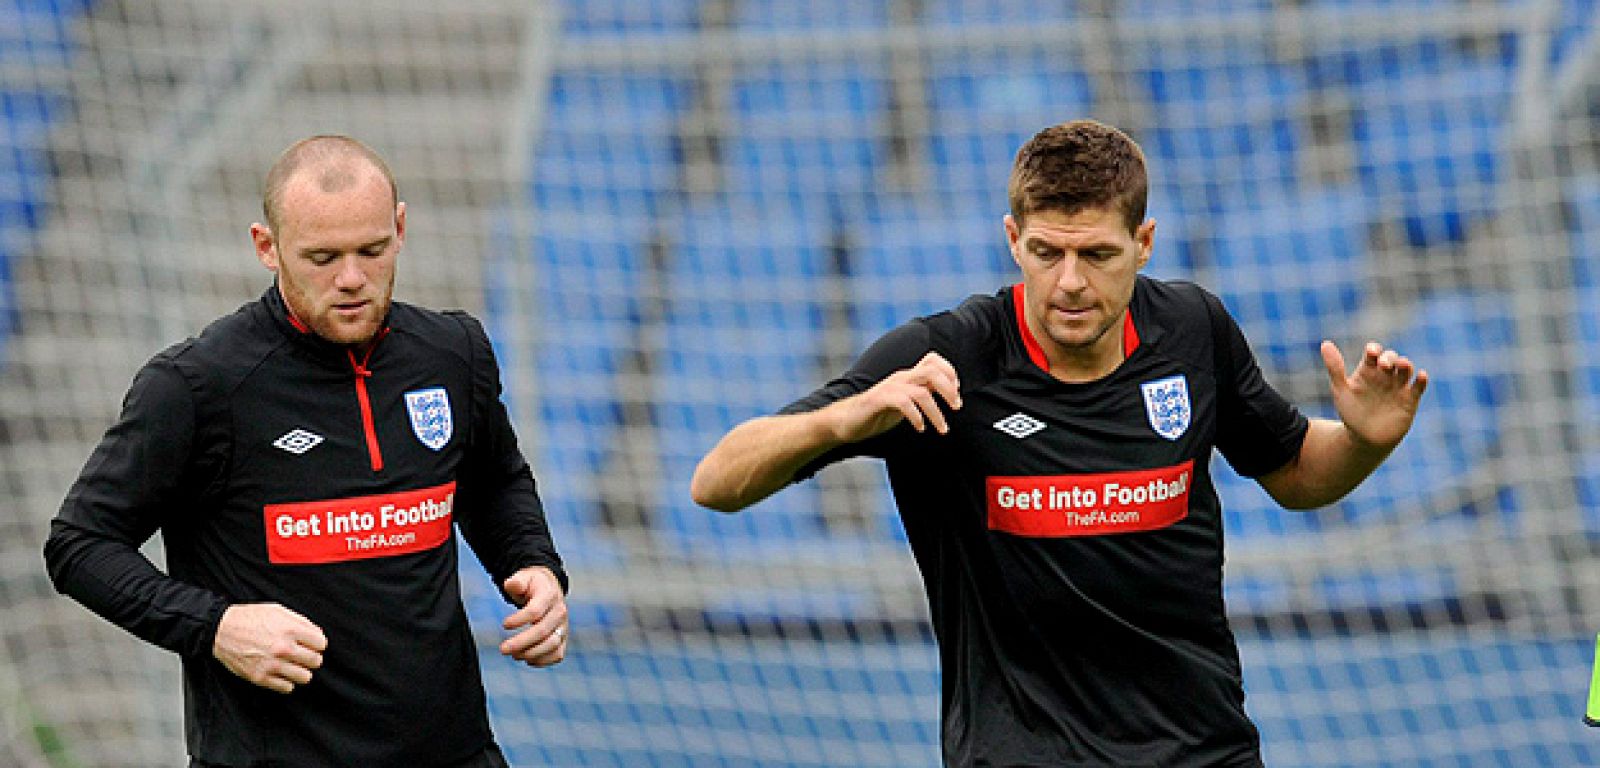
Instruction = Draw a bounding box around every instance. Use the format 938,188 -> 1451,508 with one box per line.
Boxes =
301,236 -> 391,256
1024,238 -> 1118,253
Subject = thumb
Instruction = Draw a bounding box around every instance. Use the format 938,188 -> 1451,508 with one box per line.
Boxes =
503,572 -> 531,601
1320,341 -> 1349,393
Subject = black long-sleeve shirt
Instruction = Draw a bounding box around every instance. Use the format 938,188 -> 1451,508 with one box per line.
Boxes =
45,286 -> 565,767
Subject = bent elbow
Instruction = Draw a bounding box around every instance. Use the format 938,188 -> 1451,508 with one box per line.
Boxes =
42,519 -> 84,594
689,465 -> 743,514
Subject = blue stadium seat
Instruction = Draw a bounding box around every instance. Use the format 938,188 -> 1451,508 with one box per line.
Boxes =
1334,291 -> 1514,526
0,91 -> 56,234
652,202 -> 836,555
556,0 -> 705,35
732,0 -> 891,30
1129,31 -> 1307,219
1208,186 -> 1371,374
725,58 -> 889,224
1569,175 -> 1600,288
533,73 -> 693,219
1324,47 -> 1512,248
1142,184 -> 1200,280
921,0 -> 1078,23
0,88 -> 62,369
846,196 -> 1009,344
520,218 -> 652,563
0,0 -> 87,70
1306,0 -> 1456,9
1115,0 -> 1273,17
925,48 -> 1095,207
1554,1 -> 1599,71
1574,276 -> 1600,532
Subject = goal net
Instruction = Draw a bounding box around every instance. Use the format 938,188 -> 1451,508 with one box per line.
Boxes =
2,1 -> 1598,765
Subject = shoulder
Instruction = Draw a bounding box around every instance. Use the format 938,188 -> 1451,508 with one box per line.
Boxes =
159,300 -> 284,396
1134,275 -> 1220,324
922,290 -> 1008,345
386,301 -> 483,366
1133,275 -> 1232,371
918,288 -> 1008,387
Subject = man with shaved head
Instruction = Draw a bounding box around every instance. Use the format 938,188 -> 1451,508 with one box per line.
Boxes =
46,135 -> 567,767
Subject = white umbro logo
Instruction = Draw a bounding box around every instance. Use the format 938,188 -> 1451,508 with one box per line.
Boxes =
993,413 -> 1046,439
272,429 -> 325,455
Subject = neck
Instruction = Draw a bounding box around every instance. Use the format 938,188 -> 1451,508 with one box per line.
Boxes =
1012,285 -> 1137,383
1040,320 -> 1125,383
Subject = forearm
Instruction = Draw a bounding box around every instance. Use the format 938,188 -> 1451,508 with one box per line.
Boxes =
44,519 -> 230,658
1260,417 -> 1397,509
456,464 -> 566,594
691,409 -> 847,513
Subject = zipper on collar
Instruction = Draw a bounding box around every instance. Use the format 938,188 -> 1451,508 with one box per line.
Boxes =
346,329 -> 390,473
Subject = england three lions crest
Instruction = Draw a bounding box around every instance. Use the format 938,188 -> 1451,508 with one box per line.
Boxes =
405,387 -> 453,451
1140,375 -> 1191,441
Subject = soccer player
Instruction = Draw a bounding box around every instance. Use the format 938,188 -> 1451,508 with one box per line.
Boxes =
691,120 -> 1427,766
44,136 -> 567,767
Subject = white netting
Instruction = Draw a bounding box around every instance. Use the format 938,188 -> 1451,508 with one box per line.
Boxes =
3,1 -> 1599,765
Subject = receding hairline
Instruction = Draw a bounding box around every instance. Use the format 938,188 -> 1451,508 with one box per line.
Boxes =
262,135 -> 398,233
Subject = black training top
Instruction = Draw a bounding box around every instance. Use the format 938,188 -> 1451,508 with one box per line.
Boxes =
45,287 -> 565,767
782,276 -> 1307,767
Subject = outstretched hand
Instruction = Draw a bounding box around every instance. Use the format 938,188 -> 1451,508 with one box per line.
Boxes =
1320,340 -> 1428,450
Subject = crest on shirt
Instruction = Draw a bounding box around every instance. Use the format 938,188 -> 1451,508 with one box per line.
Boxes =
1140,375 -> 1190,441
404,387 -> 453,451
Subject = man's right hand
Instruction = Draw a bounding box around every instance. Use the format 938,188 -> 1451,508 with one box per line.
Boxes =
213,603 -> 327,694
826,351 -> 963,441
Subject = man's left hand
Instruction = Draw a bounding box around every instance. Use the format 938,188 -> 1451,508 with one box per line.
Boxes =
500,566 -> 568,667
1320,340 -> 1429,450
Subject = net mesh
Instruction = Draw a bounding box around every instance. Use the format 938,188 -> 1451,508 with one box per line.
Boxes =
3,1 -> 1600,765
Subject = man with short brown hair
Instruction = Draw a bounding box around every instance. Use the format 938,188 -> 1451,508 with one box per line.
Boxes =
692,120 -> 1427,766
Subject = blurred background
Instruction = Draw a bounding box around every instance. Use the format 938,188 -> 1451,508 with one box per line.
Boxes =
3,0 -> 1600,765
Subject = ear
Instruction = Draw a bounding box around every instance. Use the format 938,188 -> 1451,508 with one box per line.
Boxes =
394,201 -> 406,247
251,223 -> 279,272
1134,217 -> 1155,270
1004,214 -> 1022,269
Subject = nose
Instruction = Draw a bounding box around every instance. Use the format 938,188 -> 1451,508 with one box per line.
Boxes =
1056,254 -> 1089,293
333,255 -> 366,291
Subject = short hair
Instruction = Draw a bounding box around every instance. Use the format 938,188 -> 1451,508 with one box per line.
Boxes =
1007,120 -> 1148,235
262,135 -> 398,234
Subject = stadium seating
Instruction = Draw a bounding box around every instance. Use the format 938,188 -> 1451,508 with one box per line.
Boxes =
921,0 -> 1077,24
1206,185 -> 1371,374
726,57 -> 890,225
1571,173 -> 1600,529
846,194 -> 1009,343
1220,288 -> 1514,616
1130,26 -> 1306,220
556,0 -> 705,35
534,72 -> 695,220
731,0 -> 891,30
1336,48 -> 1512,248
1331,290 -> 1514,527
1571,175 -> 1600,288
652,201 -> 835,555
925,45 -> 1096,212
0,0 -> 84,368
